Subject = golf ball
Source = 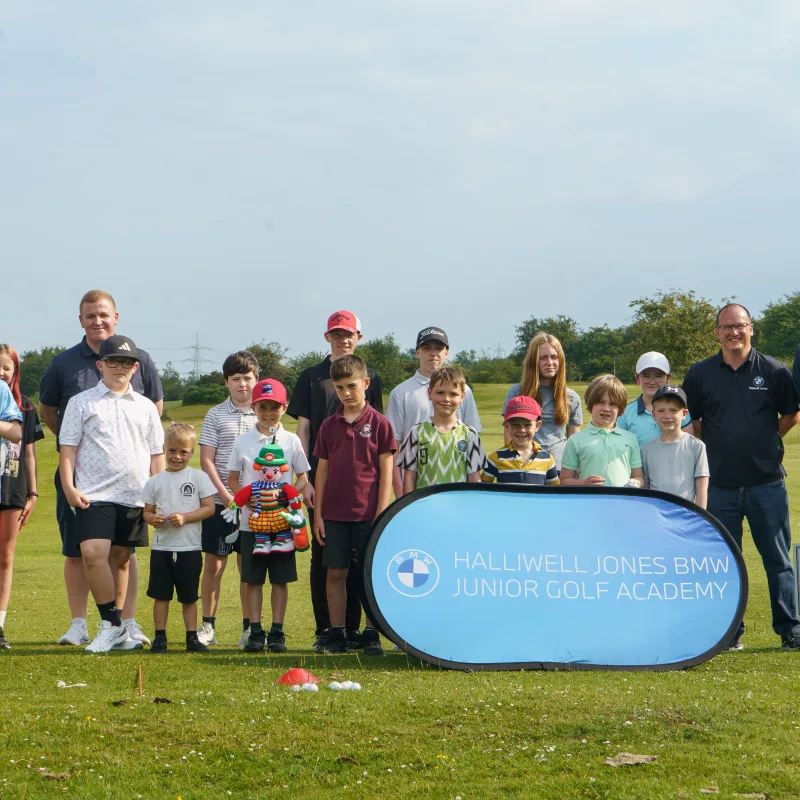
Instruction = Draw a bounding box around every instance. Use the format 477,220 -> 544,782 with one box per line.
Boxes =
351,682 -> 362,691
328,682 -> 342,691
302,683 -> 319,692
290,684 -> 302,692
340,681 -> 353,690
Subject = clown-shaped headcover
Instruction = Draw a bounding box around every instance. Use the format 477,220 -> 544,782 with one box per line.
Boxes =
253,443 -> 291,476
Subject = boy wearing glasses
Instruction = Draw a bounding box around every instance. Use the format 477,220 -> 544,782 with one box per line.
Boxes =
59,336 -> 165,653
617,352 -> 692,449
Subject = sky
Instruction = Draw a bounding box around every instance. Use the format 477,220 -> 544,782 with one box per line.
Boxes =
2,2 -> 799,374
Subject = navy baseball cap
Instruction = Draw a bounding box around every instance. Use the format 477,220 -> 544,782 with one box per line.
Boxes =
98,335 -> 141,362
652,385 -> 687,408
416,327 -> 449,348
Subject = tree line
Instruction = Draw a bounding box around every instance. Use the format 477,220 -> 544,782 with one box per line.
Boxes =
15,290 -> 800,403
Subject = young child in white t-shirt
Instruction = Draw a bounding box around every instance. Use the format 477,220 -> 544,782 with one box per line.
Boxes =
140,423 -> 216,653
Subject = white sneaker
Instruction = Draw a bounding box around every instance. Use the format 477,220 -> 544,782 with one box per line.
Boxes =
271,536 -> 295,554
58,619 -> 90,646
124,619 -> 151,646
85,621 -> 128,653
197,621 -> 217,645
112,633 -> 143,650
236,627 -> 250,647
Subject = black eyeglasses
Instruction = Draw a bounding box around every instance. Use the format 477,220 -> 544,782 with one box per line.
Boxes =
103,358 -> 137,368
717,323 -> 751,332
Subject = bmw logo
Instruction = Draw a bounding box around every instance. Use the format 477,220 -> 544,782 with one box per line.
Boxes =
753,376 -> 764,387
387,549 -> 440,597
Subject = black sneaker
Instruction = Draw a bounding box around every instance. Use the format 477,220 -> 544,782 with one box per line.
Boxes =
150,635 -> 168,654
0,627 -> 10,650
311,633 -> 325,652
321,627 -> 347,654
362,628 -> 384,656
724,634 -> 744,652
244,629 -> 266,652
186,635 -> 209,653
781,627 -> 800,650
347,629 -> 364,650
267,629 -> 287,653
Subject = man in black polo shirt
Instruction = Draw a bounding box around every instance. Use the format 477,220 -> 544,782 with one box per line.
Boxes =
683,303 -> 800,651
39,290 -> 164,647
287,310 -> 383,650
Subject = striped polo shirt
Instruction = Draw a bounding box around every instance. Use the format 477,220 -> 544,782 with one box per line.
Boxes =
481,442 -> 560,486
198,397 -> 257,504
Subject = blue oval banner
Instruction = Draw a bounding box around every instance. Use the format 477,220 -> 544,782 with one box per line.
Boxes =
363,485 -> 748,671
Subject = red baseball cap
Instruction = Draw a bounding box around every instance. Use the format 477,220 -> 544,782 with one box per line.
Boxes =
325,310 -> 361,335
251,378 -> 288,407
504,395 -> 542,422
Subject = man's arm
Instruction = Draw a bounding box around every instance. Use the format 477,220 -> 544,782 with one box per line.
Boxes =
0,421 -> 21,444
692,421 -> 702,439
38,403 -> 60,436
778,412 -> 800,438
295,416 -> 315,509
375,451 -> 393,517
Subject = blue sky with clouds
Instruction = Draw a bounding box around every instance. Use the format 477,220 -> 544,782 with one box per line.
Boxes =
3,2 -> 798,372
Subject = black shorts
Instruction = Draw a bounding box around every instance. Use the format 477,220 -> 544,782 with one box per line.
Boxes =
0,504 -> 24,512
201,504 -> 241,556
74,502 -> 148,549
321,520 -> 372,569
239,531 -> 297,586
147,550 -> 202,603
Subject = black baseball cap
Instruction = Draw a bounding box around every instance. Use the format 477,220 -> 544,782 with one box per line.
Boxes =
416,326 -> 449,348
98,335 -> 141,362
652,385 -> 687,408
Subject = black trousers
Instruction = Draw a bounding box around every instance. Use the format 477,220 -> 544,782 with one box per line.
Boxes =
307,508 -> 363,634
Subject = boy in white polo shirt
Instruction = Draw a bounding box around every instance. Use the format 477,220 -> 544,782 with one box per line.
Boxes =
141,423 -> 216,653
58,336 -> 165,653
386,327 -> 482,497
226,379 -> 310,653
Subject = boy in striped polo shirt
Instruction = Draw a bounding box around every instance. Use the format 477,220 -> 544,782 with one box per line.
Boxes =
481,396 -> 560,486
197,351 -> 259,646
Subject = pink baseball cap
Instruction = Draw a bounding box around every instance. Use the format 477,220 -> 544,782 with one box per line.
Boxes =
325,310 -> 361,335
504,395 -> 543,422
251,378 -> 288,406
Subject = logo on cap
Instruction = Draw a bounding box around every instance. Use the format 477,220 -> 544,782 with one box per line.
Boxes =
263,383 -> 273,395
330,312 -> 348,325
118,342 -> 131,352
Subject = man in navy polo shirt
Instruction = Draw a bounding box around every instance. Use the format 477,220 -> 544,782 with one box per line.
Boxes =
39,290 -> 164,647
683,303 -> 800,651
287,310 -> 383,650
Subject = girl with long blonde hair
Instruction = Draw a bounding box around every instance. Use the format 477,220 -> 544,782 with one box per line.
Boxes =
502,333 -> 582,470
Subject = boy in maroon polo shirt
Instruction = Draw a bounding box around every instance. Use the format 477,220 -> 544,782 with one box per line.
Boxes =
313,355 -> 395,655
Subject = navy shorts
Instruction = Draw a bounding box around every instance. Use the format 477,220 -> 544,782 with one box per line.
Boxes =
201,504 -> 241,556
321,520 -> 372,570
147,550 -> 202,603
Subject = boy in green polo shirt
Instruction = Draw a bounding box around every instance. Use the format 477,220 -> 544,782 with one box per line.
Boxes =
560,374 -> 643,488
396,366 -> 485,493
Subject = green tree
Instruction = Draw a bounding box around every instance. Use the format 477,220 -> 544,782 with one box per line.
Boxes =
19,346 -> 66,398
571,326 -> 629,380
625,290 -> 720,378
246,341 -> 289,384
356,334 -> 416,391
182,384 -> 228,406
759,291 -> 800,361
159,362 -> 184,402
513,315 -> 581,359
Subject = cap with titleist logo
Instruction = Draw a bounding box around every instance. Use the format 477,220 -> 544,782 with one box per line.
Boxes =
325,310 -> 361,335
251,378 -> 288,407
503,395 -> 542,422
98,335 -> 141,363
652,385 -> 687,408
416,327 -> 449,348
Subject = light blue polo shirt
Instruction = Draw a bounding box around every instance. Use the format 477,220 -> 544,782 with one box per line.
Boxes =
0,382 -> 23,505
561,424 -> 642,487
617,395 -> 692,449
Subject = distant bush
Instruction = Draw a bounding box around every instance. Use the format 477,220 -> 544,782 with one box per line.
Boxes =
182,384 -> 228,406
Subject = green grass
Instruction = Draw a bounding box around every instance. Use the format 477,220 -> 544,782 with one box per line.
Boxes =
1,385 -> 799,798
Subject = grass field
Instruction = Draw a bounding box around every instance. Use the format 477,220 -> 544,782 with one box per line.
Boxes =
1,384 -> 799,799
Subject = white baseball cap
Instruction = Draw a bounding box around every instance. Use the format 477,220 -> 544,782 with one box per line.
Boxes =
635,352 -> 670,375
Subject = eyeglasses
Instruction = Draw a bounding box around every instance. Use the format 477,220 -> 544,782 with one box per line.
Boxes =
717,323 -> 751,332
103,358 -> 137,368
639,372 -> 667,382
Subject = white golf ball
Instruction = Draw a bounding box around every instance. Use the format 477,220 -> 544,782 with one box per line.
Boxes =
328,682 -> 342,691
351,682 -> 361,691
340,681 -> 353,690
290,684 -> 302,692
302,683 -> 319,692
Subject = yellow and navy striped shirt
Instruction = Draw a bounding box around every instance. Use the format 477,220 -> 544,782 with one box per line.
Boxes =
481,442 -> 560,486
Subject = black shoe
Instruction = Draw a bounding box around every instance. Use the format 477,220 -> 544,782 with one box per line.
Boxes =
347,629 -> 364,650
724,634 -> 744,652
267,629 -> 287,653
362,628 -> 383,656
0,627 -> 10,650
321,627 -> 347,654
244,629 -> 266,652
150,635 -> 168,654
781,627 -> 800,650
311,633 -> 325,652
186,635 -> 209,653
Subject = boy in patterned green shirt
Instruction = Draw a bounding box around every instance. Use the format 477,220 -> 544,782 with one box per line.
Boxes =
396,366 -> 485,494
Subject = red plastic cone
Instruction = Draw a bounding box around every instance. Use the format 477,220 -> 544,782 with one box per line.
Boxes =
275,668 -> 320,686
